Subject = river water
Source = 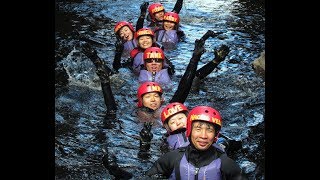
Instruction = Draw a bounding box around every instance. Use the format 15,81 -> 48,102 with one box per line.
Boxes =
55,0 -> 265,179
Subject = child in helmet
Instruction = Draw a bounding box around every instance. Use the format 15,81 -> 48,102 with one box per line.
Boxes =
146,106 -> 246,179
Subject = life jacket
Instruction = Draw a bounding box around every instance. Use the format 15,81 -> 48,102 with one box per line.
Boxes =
123,40 -> 138,56
166,131 -> 188,150
138,69 -> 171,86
130,48 -> 140,59
155,29 -> 179,44
172,154 -> 222,180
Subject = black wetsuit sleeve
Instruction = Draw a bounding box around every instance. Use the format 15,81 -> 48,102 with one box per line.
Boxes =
113,40 -> 124,71
195,61 -> 219,80
169,52 -> 200,103
172,0 -> 183,14
136,2 -> 148,31
220,153 -> 245,180
145,151 -> 177,178
81,43 -> 117,114
136,14 -> 145,31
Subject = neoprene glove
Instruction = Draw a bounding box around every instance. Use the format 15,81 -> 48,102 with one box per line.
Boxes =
140,122 -> 153,142
214,44 -> 230,63
113,40 -> 124,71
140,2 -> 149,14
193,38 -> 205,57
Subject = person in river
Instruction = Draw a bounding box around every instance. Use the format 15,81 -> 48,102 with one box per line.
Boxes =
129,27 -> 176,76
138,30 -> 226,88
135,31 -> 230,123
145,105 -> 246,179
145,0 -> 184,31
81,30 -> 230,118
160,102 -> 229,152
80,31 -> 230,177
138,46 -> 172,86
154,11 -> 186,48
112,2 -> 150,72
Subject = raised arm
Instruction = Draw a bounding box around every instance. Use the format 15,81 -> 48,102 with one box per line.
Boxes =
81,42 -> 117,114
136,2 -> 149,31
169,31 -> 210,103
172,0 -> 183,14
112,39 -> 124,72
195,44 -> 230,79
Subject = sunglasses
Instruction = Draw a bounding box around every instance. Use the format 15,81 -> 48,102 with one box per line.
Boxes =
145,59 -> 163,63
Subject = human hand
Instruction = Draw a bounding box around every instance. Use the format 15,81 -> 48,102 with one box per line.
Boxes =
140,122 -> 153,142
193,39 -> 205,56
200,30 -> 223,41
214,44 -> 230,62
140,2 -> 149,13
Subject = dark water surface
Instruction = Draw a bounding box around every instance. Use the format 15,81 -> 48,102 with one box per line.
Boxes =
55,0 -> 265,179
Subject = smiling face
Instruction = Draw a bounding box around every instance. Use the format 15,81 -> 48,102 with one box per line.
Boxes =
118,26 -> 133,42
142,92 -> 161,110
163,21 -> 176,31
190,121 -> 216,151
138,35 -> 153,49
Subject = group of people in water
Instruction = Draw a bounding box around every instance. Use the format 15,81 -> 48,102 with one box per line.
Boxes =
81,0 -> 247,179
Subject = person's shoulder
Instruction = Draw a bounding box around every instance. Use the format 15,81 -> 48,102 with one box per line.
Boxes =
220,153 -> 241,173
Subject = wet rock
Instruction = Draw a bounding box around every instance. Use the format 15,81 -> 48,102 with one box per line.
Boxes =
252,51 -> 265,80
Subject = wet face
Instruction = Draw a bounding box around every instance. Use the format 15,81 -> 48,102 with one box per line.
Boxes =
154,11 -> 165,21
138,35 -> 153,49
142,92 -> 161,110
190,121 -> 216,151
167,112 -> 187,132
163,21 -> 175,31
145,59 -> 163,72
119,26 -> 133,42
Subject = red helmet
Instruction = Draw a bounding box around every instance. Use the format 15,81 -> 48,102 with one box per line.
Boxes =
134,28 -> 155,40
137,81 -> 163,107
114,21 -> 134,35
163,12 -> 180,24
148,3 -> 165,20
186,106 -> 222,138
143,47 -> 165,62
161,102 -> 188,125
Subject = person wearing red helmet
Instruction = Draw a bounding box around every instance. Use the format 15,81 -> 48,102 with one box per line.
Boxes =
145,0 -> 184,31
135,30 -> 230,122
146,106 -> 245,179
130,27 -> 175,76
112,2 -> 150,72
138,47 -> 171,86
160,102 -> 228,152
154,12 -> 186,49
160,102 -> 189,150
